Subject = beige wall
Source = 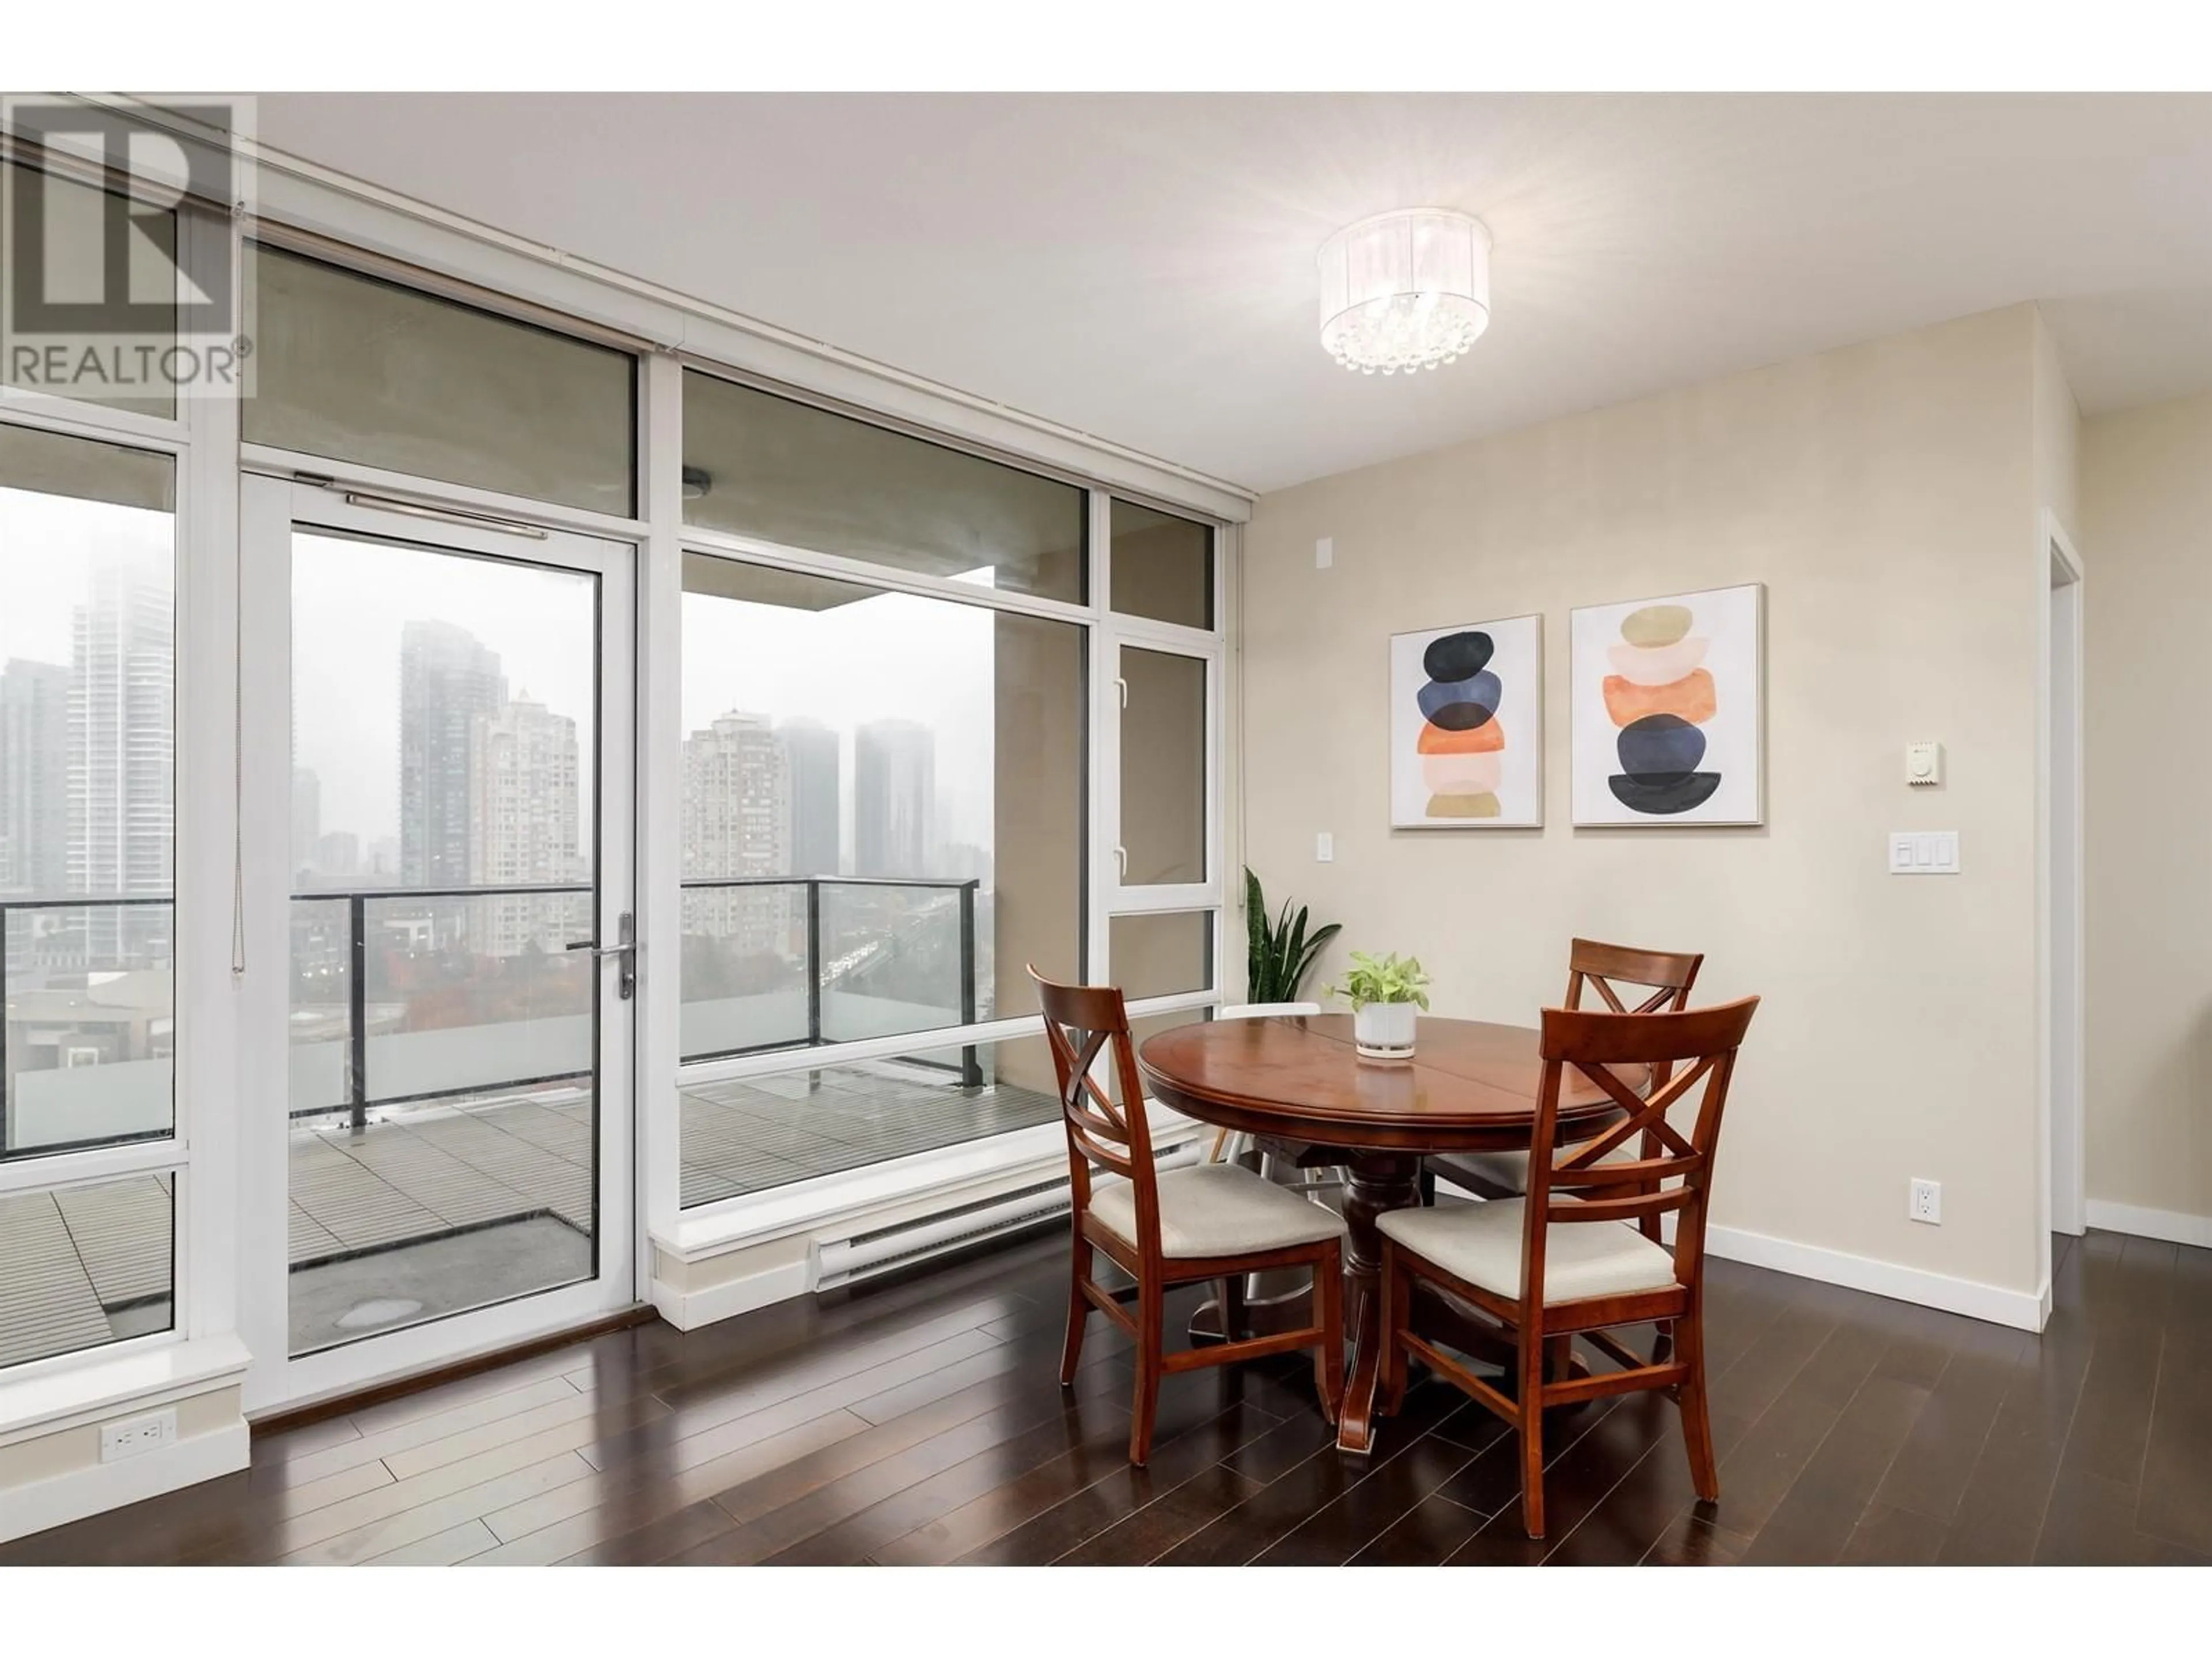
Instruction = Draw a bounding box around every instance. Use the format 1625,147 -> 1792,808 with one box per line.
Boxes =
2081,388 -> 2212,1226
1241,305 -> 2051,1301
2034,311 -> 2082,537
0,1386 -> 241,1491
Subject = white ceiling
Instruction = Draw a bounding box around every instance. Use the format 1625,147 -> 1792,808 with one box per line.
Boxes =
254,92 -> 2212,494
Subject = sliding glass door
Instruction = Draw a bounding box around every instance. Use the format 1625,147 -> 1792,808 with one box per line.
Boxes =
240,479 -> 635,1404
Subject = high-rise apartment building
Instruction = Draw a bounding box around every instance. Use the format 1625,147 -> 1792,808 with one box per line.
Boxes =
0,658 -> 69,899
683,711 -> 790,955
468,696 -> 582,955
400,620 -> 506,887
776,718 -> 840,878
67,559 -> 173,966
855,719 -> 934,880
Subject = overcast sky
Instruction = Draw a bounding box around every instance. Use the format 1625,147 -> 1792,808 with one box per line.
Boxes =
0,487 -> 170,665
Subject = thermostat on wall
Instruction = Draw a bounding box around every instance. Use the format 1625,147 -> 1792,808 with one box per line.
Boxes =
1906,741 -> 1944,787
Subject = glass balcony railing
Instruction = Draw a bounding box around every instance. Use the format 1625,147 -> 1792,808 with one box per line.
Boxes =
0,895 -> 176,1160
679,875 -> 980,1081
2,874 -> 986,1156
287,882 -> 597,1130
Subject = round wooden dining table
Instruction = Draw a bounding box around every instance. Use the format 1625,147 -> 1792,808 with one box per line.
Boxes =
1137,1012 -> 1636,1455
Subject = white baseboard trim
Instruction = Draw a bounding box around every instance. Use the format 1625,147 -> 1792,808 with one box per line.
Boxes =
1705,1224 -> 2047,1333
652,1257 -> 812,1332
0,1420 -> 248,1546
2084,1198 -> 2212,1249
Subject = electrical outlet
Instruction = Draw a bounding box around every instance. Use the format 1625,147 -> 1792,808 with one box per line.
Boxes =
99,1407 -> 177,1463
1315,831 -> 1335,863
1909,1179 -> 1942,1225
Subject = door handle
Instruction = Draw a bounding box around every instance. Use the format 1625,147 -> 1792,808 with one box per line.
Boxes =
566,911 -> 637,1000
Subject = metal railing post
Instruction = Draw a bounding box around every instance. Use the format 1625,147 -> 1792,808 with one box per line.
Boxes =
958,881 -> 980,1088
805,878 -> 823,1049
347,892 -> 369,1132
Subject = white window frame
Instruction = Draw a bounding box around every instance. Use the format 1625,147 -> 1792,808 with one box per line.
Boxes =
665,393 -> 1230,1245
5,95 -> 1255,1439
232,476 -> 643,1412
1094,503 -> 1229,1027
0,198 -> 239,1408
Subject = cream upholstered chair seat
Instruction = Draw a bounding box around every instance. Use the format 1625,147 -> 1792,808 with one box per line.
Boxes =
1376,1196 -> 1676,1304
1090,1162 -> 1349,1260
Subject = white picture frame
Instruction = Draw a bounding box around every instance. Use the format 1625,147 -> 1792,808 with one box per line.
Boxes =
1389,613 -> 1544,829
1570,582 -> 1765,827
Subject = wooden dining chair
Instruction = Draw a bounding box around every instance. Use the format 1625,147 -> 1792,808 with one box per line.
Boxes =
1376,995 -> 1759,1539
1427,938 -> 1705,1211
1030,968 -> 1346,1465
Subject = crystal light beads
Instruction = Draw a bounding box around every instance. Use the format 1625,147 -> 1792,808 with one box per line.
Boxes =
1317,209 -> 1491,376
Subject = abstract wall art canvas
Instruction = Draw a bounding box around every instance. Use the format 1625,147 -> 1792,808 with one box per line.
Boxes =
1389,615 -> 1543,828
1570,583 -> 1763,826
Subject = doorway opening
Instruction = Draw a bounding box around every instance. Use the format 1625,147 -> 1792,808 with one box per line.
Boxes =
239,478 -> 639,1412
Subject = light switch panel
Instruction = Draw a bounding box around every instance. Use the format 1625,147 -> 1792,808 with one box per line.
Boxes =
1315,536 -> 1334,570
1889,830 -> 1960,874
1315,831 -> 1335,863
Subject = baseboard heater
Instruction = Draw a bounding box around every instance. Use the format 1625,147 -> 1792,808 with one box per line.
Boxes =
813,1138 -> 1205,1291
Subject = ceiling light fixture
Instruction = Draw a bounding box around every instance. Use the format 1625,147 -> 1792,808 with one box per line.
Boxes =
1317,208 -> 1491,377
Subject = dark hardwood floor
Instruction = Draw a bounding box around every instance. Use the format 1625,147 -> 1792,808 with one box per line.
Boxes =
5,1226 -> 2207,1566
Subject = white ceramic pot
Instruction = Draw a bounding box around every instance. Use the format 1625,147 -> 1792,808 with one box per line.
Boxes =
1353,999 -> 1418,1059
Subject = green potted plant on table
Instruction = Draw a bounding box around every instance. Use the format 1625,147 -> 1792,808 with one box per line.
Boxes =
1331,950 -> 1431,1059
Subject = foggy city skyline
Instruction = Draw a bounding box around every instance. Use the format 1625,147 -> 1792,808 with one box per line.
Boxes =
7,493 -> 1008,915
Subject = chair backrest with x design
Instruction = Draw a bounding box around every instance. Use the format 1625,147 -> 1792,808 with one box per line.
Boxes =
1560,940 -> 1707,1237
1029,966 -> 1160,1242
1523,998 -> 1760,1302
1563,938 -> 1705,1016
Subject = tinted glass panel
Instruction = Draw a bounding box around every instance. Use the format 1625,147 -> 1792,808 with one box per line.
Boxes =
679,1035 -> 1061,1206
680,556 -> 1082,1069
1119,647 -> 1206,885
1,163 -> 177,419
286,529 -> 601,1354
0,1173 -> 173,1369
1109,911 -> 1214,1002
245,244 -> 635,515
1,425 -> 176,1159
1111,501 -> 1213,630
682,372 -> 1085,603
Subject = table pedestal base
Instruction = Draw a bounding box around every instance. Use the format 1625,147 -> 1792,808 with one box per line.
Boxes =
1190,1151 -> 1586,1453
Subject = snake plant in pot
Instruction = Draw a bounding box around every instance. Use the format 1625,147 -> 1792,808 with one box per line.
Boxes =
1331,950 -> 1431,1059
1243,868 -> 1339,1006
